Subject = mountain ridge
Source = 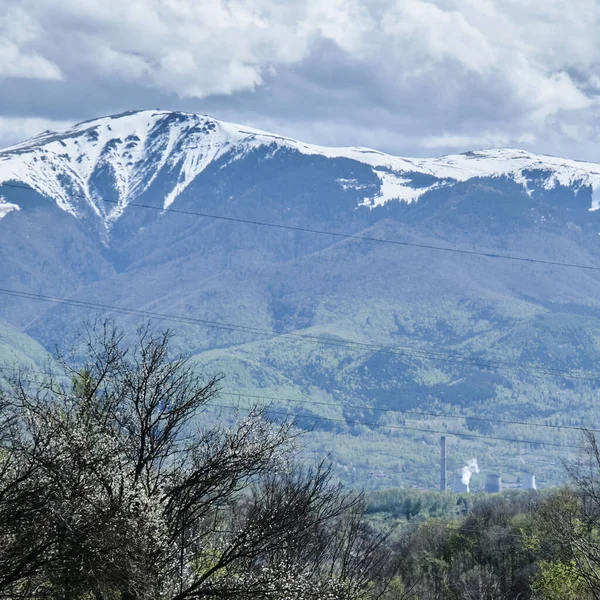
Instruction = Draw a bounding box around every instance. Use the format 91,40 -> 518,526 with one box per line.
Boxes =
2,110 -> 600,231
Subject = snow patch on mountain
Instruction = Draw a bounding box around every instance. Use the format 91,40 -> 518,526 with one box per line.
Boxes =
0,197 -> 19,220
336,178 -> 368,191
359,172 -> 440,208
162,120 -> 251,208
416,149 -> 600,204
3,110 -> 600,226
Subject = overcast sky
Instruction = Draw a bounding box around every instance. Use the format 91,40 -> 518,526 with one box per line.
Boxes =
1,0 -> 600,160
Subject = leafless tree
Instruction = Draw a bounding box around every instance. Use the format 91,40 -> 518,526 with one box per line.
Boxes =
0,320 -> 396,600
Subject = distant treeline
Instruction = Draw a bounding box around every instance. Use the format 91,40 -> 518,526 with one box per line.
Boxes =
366,462 -> 600,599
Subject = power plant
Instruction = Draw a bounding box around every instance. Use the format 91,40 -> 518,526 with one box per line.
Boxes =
439,436 -> 534,493
446,472 -> 536,493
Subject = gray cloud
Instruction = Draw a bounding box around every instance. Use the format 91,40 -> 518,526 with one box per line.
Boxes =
1,0 -> 600,160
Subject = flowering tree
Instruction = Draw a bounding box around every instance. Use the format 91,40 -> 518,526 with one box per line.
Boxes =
0,321 -> 394,600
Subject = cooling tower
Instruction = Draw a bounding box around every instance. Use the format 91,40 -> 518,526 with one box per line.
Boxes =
485,473 -> 502,493
452,474 -> 469,493
522,473 -> 536,490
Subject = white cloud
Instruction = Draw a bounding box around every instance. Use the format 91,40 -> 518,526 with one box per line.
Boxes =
18,0 -> 319,97
306,0 -> 374,56
374,0 -> 595,124
1,0 -> 600,158
0,6 -> 62,80
381,0 -> 497,73
0,116 -> 72,148
0,40 -> 62,80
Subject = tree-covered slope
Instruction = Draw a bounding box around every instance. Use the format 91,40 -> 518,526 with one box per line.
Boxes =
0,320 -> 50,368
1,110 -> 600,489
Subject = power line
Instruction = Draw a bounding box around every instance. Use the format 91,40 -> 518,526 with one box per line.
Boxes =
1,286 -> 600,383
0,365 -> 593,434
3,180 -> 600,272
0,368 -> 579,449
208,403 -> 582,449
219,392 -> 599,433
0,370 -> 574,495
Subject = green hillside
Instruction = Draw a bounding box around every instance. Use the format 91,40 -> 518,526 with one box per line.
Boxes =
0,320 -> 51,369
190,294 -> 597,490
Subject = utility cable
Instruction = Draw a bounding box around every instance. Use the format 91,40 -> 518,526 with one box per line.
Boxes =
1,286 -> 600,383
2,181 -> 600,272
1,367 -> 579,448
208,403 -> 582,449
219,392 -> 599,432
0,365 -> 594,434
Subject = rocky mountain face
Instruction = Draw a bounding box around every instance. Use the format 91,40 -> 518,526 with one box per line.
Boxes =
2,110 -> 600,489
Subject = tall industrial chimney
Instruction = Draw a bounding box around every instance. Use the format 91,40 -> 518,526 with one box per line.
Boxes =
440,436 -> 447,492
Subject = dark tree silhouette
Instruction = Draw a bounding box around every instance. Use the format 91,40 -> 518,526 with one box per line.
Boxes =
0,321 -> 395,600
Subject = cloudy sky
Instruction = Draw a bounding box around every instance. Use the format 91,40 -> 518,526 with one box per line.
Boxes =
1,0 -> 600,160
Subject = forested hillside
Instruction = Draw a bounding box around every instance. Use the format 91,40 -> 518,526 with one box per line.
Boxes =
2,111 -> 600,488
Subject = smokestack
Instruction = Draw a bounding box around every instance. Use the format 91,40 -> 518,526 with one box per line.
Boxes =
440,436 -> 447,492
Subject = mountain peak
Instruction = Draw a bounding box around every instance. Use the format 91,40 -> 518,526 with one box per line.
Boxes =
0,110 -> 246,223
2,110 -> 600,226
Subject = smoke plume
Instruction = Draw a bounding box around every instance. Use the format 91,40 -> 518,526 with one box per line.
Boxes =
461,458 -> 479,486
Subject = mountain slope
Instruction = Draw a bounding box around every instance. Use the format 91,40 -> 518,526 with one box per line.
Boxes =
3,110 -> 600,227
2,110 -> 600,490
0,320 -> 49,368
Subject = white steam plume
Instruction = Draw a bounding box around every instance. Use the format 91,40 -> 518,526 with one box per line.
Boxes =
461,458 -> 479,486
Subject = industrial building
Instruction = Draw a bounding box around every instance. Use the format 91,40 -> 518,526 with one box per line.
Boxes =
452,474 -> 469,493
485,474 -> 502,493
439,437 -> 536,494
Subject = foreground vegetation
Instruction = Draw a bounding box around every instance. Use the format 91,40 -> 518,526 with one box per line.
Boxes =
3,322 -> 600,599
0,322 -> 395,600
365,444 -> 600,599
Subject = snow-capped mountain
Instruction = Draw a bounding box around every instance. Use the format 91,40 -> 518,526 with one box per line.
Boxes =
3,109 -> 600,228
3,110 -> 600,490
